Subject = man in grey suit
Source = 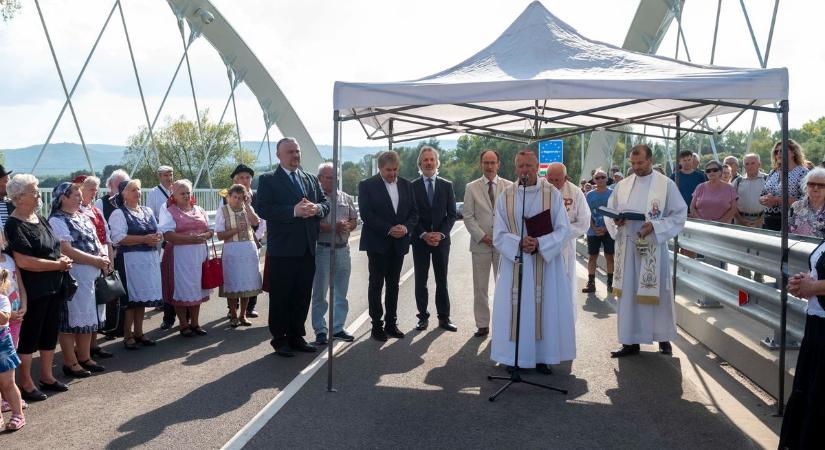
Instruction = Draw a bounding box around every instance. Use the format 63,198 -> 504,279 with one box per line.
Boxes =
463,150 -> 513,337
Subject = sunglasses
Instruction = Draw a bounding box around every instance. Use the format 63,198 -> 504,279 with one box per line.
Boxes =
807,182 -> 825,189
705,168 -> 720,173
593,176 -> 607,180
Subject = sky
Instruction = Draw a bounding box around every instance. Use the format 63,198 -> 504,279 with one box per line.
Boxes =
0,0 -> 822,156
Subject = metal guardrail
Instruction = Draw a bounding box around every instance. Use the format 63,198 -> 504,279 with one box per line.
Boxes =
674,219 -> 816,348
36,188 -> 224,217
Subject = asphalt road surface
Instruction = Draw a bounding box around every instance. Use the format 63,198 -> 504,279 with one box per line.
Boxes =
1,224 -> 779,449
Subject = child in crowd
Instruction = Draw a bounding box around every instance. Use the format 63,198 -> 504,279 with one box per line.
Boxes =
0,232 -> 27,419
0,267 -> 25,430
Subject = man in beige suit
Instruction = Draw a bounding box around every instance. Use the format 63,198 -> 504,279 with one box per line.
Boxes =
463,150 -> 513,337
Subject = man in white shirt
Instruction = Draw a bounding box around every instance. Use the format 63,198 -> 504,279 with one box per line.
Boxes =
733,153 -> 767,282
463,150 -> 512,337
146,165 -> 174,221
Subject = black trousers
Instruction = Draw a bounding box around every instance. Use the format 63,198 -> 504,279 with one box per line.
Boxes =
367,252 -> 404,328
267,251 -> 315,345
412,244 -> 451,320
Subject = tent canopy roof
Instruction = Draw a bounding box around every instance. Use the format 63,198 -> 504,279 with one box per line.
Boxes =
333,1 -> 788,143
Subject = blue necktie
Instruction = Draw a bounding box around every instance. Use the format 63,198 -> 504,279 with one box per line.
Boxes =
427,178 -> 434,205
291,171 -> 304,196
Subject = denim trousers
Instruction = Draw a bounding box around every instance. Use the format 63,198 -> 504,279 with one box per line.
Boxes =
311,245 -> 350,335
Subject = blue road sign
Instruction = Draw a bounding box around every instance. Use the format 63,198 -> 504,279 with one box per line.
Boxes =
538,140 -> 563,175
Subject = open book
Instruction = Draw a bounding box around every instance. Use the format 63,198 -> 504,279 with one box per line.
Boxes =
597,206 -> 646,221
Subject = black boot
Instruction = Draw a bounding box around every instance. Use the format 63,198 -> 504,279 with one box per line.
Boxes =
581,274 -> 596,293
606,273 -> 614,293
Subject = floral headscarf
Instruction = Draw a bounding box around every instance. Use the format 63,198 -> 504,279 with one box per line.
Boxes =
50,182 -> 72,217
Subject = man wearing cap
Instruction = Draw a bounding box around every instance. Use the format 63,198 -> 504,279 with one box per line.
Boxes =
0,164 -> 15,228
145,166 -> 177,328
147,166 -> 174,221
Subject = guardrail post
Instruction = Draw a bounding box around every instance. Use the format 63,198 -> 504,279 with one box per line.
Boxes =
761,328 -> 800,350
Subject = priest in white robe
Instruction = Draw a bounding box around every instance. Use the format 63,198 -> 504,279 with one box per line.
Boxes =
604,144 -> 687,358
546,163 -> 591,297
491,150 -> 575,374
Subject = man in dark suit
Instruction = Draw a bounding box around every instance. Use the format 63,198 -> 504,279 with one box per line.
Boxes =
255,137 -> 330,357
411,146 -> 457,332
358,150 -> 418,342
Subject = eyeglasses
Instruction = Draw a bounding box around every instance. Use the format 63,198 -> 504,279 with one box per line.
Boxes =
807,182 -> 825,189
593,176 -> 607,180
705,168 -> 720,173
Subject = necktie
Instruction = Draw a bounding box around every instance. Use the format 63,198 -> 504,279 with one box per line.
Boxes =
427,178 -> 434,205
290,171 -> 304,196
487,180 -> 495,206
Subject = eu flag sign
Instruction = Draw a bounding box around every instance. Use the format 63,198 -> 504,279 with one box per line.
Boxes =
538,139 -> 563,176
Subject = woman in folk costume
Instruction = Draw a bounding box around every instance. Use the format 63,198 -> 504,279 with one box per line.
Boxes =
48,182 -> 110,376
491,150 -> 575,375
159,180 -> 213,337
216,184 -> 262,327
109,179 -> 164,350
604,145 -> 687,358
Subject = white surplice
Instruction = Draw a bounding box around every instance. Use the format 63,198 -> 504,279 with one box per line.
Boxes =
604,173 -> 687,345
559,181 -> 591,296
491,180 -> 576,367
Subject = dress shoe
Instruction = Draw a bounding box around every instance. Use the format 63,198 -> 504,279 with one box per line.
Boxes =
474,327 -> 489,337
192,327 -> 208,336
78,360 -> 105,373
659,341 -> 673,355
438,320 -> 458,332
610,344 -> 640,358
415,319 -> 429,331
90,347 -> 114,358
333,331 -> 355,342
290,338 -> 318,353
20,388 -> 47,402
62,364 -> 92,378
385,325 -> 405,338
536,363 -> 553,375
371,327 -> 388,342
247,309 -> 260,318
270,339 -> 294,357
581,280 -> 596,293
314,333 -> 328,346
160,320 -> 173,330
40,380 -> 69,392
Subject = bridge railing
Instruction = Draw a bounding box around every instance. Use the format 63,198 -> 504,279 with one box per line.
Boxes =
673,219 -> 815,347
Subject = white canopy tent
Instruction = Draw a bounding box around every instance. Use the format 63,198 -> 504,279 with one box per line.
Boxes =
333,1 -> 787,145
326,1 -> 792,407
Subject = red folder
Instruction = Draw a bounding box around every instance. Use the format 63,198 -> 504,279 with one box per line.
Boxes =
525,209 -> 553,238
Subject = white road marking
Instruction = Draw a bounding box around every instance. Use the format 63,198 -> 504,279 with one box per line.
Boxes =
223,223 -> 465,449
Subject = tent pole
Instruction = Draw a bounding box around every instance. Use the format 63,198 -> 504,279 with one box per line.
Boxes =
673,115 -> 681,303
388,119 -> 394,151
327,110 -> 341,393
777,99 -> 789,416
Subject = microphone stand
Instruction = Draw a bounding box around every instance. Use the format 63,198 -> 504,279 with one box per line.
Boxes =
488,174 -> 567,402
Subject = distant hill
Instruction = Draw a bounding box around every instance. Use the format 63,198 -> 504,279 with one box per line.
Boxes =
1,139 -> 459,175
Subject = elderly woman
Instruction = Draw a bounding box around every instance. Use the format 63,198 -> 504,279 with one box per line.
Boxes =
109,179 -> 163,350
789,168 -> 825,238
690,160 -> 738,223
159,180 -> 213,336
4,174 -> 73,401
78,175 -> 115,358
762,139 -> 809,231
216,184 -> 262,327
781,240 -> 825,448
721,165 -> 733,184
48,182 -> 110,376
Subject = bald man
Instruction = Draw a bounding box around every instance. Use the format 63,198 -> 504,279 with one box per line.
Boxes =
546,163 -> 591,297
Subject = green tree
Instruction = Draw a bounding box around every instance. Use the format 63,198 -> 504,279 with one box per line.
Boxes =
122,112 -> 238,188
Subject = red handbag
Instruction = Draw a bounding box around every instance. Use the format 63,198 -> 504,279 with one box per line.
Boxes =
201,236 -> 224,289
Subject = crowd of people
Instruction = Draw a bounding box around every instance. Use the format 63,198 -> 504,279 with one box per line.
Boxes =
0,136 -> 821,445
